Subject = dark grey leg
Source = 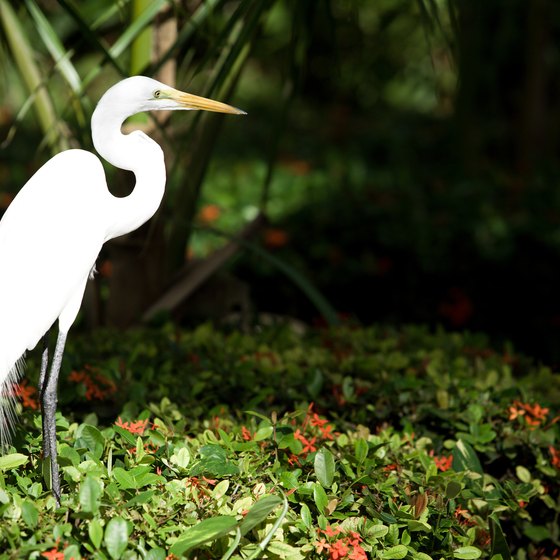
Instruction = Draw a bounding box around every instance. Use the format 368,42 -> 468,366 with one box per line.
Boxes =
41,330 -> 67,506
38,333 -> 49,397
38,334 -> 51,460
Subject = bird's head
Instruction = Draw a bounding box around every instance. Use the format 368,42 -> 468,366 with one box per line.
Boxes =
97,76 -> 246,118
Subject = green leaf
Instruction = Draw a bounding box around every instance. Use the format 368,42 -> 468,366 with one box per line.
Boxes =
408,520 -> 431,532
23,0 -> 82,93
145,549 -> 166,560
112,467 -> 137,490
190,444 -> 239,476
170,446 -> 191,469
113,425 -> 138,447
368,524 -> 389,538
0,0 -> 65,152
445,480 -> 462,499
266,541 -> 305,559
0,453 -> 28,470
300,503 -> 312,530
125,490 -> 156,507
254,425 -> 274,441
489,517 -> 511,560
313,483 -> 329,515
104,517 -> 131,560
453,546 -> 482,559
88,519 -> 103,549
354,438 -> 368,463
76,425 -> 105,459
523,524 -> 551,542
170,516 -> 237,555
79,476 -> 102,514
515,465 -> 531,483
314,448 -> 335,488
240,495 -> 282,536
382,545 -> 408,559
452,440 -> 483,475
21,500 -> 38,528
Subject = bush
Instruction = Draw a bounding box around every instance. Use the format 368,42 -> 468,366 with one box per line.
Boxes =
2,324 -> 559,558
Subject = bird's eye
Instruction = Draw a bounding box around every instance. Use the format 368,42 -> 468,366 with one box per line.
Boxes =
153,90 -> 161,98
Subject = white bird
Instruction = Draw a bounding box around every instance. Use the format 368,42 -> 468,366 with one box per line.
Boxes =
0,76 -> 244,504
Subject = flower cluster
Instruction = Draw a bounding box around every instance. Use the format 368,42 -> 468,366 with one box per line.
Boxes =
287,403 -> 337,464
115,417 -> 149,436
12,379 -> 39,410
508,400 -> 550,428
429,450 -> 453,472
41,539 -> 65,560
314,525 -> 367,560
69,366 -> 116,401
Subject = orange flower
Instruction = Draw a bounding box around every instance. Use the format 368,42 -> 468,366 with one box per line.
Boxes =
348,546 -> 368,560
69,367 -> 116,401
241,426 -> 253,441
281,158 -> 311,176
115,417 -> 149,436
550,446 -> 560,469
310,413 -> 329,428
314,538 -> 331,554
509,400 -> 550,429
42,548 -> 64,560
198,204 -> 221,224
13,380 -> 39,410
263,228 -> 289,249
318,526 -> 367,560
433,454 -> 453,472
329,540 -> 349,559
508,405 -> 525,421
454,505 -> 470,519
322,525 -> 341,538
293,429 -> 317,455
287,453 -> 300,466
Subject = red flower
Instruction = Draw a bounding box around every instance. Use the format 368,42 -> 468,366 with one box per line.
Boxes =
329,539 -> 349,559
115,417 -> 149,436
318,423 -> 335,440
310,413 -> 329,428
241,426 -> 253,441
314,538 -> 331,554
348,545 -> 368,560
12,380 -> 39,410
550,446 -> 560,469
42,548 -> 64,560
323,525 -> 341,538
69,366 -> 116,401
301,436 -> 317,454
431,452 -> 453,472
198,203 -> 221,224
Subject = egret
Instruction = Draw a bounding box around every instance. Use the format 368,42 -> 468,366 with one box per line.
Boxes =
0,76 -> 244,503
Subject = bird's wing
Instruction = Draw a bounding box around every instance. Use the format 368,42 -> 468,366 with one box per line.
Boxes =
0,149 -> 108,380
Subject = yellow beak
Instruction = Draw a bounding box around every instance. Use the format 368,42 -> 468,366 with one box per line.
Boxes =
170,89 -> 246,115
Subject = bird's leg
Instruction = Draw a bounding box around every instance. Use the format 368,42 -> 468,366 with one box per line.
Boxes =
38,333 -> 51,459
38,331 -> 50,397
40,330 -> 67,506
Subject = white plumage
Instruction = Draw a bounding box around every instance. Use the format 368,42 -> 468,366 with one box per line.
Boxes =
0,76 -> 243,501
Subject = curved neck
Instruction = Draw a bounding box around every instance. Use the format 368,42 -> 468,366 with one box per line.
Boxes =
91,104 -> 166,241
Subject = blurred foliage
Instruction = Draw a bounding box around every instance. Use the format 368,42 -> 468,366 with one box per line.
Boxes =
2,1 -> 560,360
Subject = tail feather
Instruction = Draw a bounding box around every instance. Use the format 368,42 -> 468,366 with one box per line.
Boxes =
0,356 -> 26,450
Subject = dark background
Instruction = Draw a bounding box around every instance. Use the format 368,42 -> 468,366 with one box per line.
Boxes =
2,0 -> 560,364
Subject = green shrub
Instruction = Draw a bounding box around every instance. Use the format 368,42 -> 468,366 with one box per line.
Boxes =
1,324 -> 558,558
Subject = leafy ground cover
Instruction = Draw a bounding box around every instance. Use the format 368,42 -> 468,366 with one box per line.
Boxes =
1,324 -> 559,559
